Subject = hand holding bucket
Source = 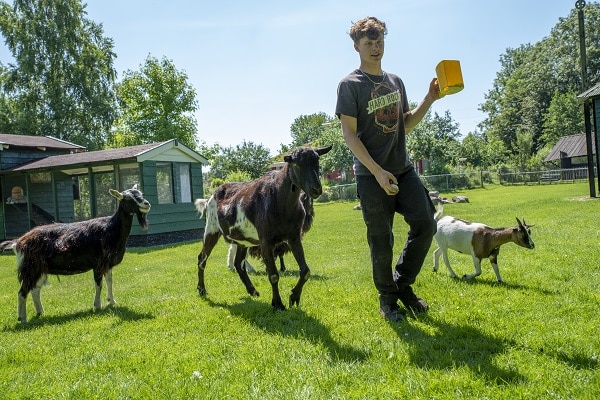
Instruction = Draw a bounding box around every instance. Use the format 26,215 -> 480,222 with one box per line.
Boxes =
436,60 -> 464,98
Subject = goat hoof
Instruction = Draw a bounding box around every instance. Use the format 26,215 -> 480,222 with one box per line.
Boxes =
250,289 -> 260,297
272,300 -> 286,311
289,294 -> 301,308
198,288 -> 207,297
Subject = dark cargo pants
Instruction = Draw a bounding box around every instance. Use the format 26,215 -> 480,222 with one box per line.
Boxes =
356,168 -> 437,306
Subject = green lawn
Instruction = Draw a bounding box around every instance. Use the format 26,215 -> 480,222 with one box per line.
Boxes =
1,182 -> 599,399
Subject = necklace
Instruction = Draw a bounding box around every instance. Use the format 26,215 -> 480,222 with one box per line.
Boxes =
359,69 -> 386,85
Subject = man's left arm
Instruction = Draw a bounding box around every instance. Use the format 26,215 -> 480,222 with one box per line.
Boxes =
404,77 -> 440,134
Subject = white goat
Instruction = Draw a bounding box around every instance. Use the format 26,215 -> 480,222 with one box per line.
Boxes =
432,204 -> 535,283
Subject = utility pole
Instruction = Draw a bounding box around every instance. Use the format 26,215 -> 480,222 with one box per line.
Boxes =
576,0 -> 597,197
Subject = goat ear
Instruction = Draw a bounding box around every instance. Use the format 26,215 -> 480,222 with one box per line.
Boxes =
284,155 -> 292,163
109,189 -> 123,200
316,145 -> 332,156
516,217 -> 523,228
132,184 -> 138,190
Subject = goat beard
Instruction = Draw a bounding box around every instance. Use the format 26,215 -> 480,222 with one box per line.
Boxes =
136,211 -> 149,230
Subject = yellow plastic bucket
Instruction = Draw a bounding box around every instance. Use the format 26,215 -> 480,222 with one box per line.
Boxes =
436,60 -> 464,97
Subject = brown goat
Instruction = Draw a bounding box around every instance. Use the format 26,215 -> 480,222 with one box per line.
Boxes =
432,204 -> 535,282
227,190 -> 314,273
195,146 -> 331,310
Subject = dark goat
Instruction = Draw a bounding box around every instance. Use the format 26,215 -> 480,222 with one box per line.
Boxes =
228,190 -> 315,272
0,186 -> 150,323
195,146 -> 331,310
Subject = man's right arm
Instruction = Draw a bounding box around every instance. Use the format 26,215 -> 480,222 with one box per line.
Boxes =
339,114 -> 398,195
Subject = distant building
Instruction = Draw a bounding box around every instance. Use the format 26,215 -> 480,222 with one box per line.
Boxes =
544,133 -> 596,168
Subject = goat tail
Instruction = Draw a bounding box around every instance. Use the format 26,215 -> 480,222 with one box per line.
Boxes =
194,198 -> 210,218
434,201 -> 444,221
0,240 -> 16,253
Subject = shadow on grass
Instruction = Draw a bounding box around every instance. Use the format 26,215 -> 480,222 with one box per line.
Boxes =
242,269 -> 329,281
444,275 -> 556,296
204,297 -> 369,363
2,305 -> 154,332
391,315 -> 526,386
550,349 -> 598,370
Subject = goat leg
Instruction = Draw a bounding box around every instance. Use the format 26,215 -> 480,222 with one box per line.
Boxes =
289,241 -> 310,307
17,289 -> 27,323
197,232 -> 221,296
197,253 -> 208,296
234,246 -> 259,297
228,243 -> 256,273
105,269 -> 116,305
289,266 -> 310,307
463,256 -> 483,280
489,251 -> 504,283
31,273 -> 46,317
93,270 -> 104,309
279,255 -> 286,272
434,247 -> 458,279
262,255 -> 284,310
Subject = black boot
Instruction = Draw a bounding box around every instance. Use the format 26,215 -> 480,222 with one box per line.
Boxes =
398,286 -> 429,313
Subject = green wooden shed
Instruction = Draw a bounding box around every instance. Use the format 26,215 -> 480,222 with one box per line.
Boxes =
0,134 -> 207,246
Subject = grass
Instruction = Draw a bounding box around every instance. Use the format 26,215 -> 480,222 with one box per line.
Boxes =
1,182 -> 599,399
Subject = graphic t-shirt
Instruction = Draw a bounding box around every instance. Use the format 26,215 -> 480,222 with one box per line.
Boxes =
336,69 -> 412,176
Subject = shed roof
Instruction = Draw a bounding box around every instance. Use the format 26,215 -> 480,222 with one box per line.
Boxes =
2,139 -> 208,175
544,133 -> 596,162
0,133 -> 85,151
578,83 -> 600,101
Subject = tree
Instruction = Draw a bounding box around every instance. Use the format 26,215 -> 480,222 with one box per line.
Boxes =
0,0 -> 117,150
407,109 -> 461,174
313,118 -> 354,179
289,112 -> 329,147
480,3 -> 600,161
109,55 -> 198,149
541,89 -> 584,147
458,131 -> 510,170
208,141 -> 271,180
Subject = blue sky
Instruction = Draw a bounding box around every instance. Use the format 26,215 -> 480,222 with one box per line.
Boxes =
20,1 -> 584,152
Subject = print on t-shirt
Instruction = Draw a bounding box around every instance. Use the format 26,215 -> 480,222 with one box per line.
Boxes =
366,83 -> 400,135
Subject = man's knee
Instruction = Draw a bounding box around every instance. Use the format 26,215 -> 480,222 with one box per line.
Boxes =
410,218 -> 436,239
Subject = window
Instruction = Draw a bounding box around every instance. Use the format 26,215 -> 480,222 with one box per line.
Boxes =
156,162 -> 174,204
118,164 -> 140,191
156,162 -> 193,204
73,175 -> 91,221
95,172 -> 115,217
175,163 -> 192,203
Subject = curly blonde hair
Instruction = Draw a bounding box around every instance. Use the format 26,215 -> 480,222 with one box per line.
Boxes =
349,17 -> 387,43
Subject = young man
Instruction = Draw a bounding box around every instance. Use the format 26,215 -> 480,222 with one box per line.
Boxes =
336,16 -> 440,322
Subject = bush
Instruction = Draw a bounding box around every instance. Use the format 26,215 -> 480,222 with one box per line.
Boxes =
316,183 -> 357,203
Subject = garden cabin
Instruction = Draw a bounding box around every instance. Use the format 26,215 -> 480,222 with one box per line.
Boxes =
544,133 -> 596,169
0,134 -> 207,246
